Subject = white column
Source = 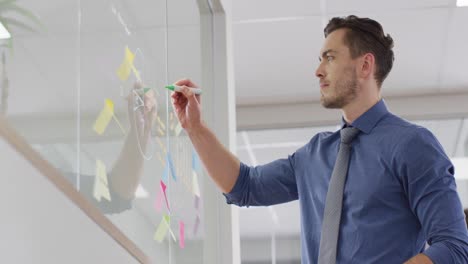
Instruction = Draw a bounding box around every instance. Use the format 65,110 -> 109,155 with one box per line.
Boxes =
199,0 -> 240,263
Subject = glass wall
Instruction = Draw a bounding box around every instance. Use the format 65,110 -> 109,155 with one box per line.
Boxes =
1,0 -> 212,262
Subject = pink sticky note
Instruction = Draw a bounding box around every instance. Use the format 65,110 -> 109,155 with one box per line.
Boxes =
154,188 -> 163,212
179,221 -> 185,249
161,180 -> 170,210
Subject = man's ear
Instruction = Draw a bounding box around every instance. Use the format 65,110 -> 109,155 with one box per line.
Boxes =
359,53 -> 375,79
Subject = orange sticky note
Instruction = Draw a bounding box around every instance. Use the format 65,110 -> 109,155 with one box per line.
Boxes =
179,221 -> 185,248
116,46 -> 135,81
93,159 -> 111,202
93,99 -> 114,135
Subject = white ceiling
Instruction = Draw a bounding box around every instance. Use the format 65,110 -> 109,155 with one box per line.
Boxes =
232,0 -> 468,105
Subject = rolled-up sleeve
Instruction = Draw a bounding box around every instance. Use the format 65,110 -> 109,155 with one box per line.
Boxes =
223,154 -> 298,207
398,128 -> 468,263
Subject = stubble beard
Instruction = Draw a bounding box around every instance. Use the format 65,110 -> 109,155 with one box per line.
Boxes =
320,69 -> 358,109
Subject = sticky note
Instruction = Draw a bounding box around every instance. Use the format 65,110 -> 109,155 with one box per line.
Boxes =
157,152 -> 165,166
156,116 -> 166,130
93,159 -> 111,202
192,150 -> 201,172
179,221 -> 185,249
116,46 -> 135,81
154,188 -> 163,212
93,99 -> 114,135
157,127 -> 165,136
154,215 -> 171,242
193,215 -> 200,236
192,170 -> 201,197
194,195 -> 200,210
162,163 -> 169,183
170,120 -> 176,131
161,180 -> 170,210
156,137 -> 167,154
167,153 -> 177,181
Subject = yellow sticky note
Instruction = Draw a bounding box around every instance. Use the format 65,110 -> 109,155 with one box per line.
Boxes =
93,99 -> 114,135
154,215 -> 171,242
93,159 -> 111,202
156,137 -> 167,154
157,127 -> 165,136
116,46 -> 135,81
157,116 -> 166,130
157,152 -> 165,166
192,170 -> 201,197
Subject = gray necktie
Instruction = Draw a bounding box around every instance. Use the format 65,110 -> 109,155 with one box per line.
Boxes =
318,127 -> 360,264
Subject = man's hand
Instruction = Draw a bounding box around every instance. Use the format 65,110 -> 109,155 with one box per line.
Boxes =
171,78 -> 202,133
404,253 -> 433,264
127,81 -> 157,143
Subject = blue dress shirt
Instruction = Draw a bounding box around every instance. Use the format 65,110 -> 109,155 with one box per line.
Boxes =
224,99 -> 468,263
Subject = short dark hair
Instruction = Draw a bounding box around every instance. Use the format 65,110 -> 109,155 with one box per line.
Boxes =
464,208 -> 468,228
324,15 -> 395,88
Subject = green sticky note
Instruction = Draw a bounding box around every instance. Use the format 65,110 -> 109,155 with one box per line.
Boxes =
154,215 -> 171,242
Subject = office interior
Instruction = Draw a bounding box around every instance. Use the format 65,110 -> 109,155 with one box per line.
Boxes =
0,0 -> 467,263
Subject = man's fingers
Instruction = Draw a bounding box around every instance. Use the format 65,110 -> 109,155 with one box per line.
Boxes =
174,78 -> 198,88
180,85 -> 192,97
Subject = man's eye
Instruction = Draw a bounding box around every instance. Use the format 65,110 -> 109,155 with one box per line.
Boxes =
327,56 -> 334,62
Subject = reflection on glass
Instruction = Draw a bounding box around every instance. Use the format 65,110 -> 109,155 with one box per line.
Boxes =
3,0 -> 209,262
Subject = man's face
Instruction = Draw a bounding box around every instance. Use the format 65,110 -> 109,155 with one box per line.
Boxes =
316,28 -> 359,109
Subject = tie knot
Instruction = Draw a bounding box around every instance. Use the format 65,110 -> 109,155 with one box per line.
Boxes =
340,127 -> 360,144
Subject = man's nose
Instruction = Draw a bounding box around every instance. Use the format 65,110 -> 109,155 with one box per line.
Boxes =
315,64 -> 325,79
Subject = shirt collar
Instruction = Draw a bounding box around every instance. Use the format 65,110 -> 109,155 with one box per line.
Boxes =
340,99 -> 389,134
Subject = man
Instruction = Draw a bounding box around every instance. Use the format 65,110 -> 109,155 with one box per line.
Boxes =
171,15 -> 468,263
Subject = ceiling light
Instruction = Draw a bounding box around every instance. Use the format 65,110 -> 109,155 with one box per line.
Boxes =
457,0 -> 468,7
0,22 -> 10,39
